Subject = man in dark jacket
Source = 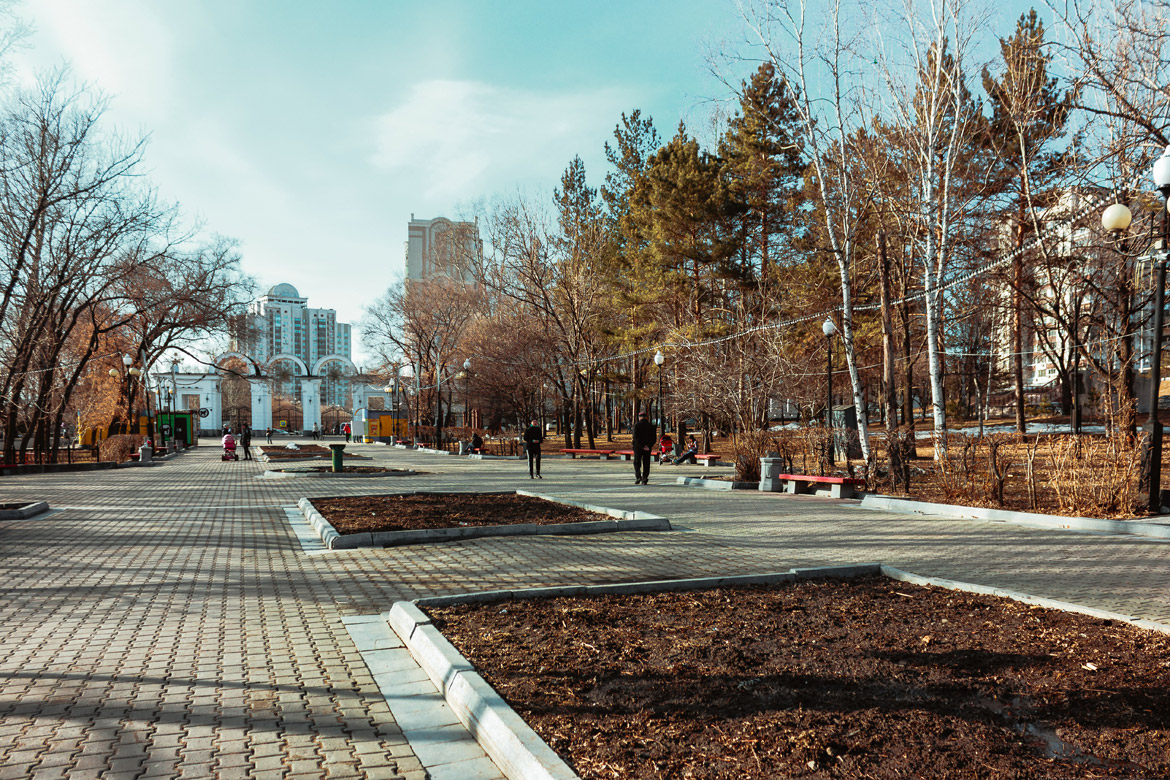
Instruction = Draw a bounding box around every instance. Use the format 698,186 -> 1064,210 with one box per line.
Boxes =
632,410 -> 656,485
523,419 -> 543,478
240,425 -> 253,461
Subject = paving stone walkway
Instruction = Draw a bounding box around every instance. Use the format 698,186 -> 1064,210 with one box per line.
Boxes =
1,440 -> 1168,779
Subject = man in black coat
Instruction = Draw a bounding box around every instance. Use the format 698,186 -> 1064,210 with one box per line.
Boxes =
632,410 -> 656,485
240,425 -> 253,461
523,419 -> 543,479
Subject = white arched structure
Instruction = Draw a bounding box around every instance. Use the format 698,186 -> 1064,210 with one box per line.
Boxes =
214,352 -> 264,376
264,354 -> 310,376
312,354 -> 357,375
197,351 -> 391,437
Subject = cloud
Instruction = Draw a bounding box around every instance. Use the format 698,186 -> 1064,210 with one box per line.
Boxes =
371,79 -> 630,202
21,0 -> 177,115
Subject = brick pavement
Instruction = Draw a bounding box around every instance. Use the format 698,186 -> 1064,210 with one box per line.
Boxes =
1,440 -> 1168,779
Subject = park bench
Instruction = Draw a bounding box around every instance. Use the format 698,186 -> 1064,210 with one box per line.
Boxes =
693,453 -> 722,466
562,448 -> 616,460
776,473 -> 866,499
613,449 -> 661,462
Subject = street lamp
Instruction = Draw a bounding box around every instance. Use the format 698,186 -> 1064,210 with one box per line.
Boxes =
462,358 -> 472,429
1070,269 -> 1084,435
1145,146 -> 1170,512
823,319 -> 839,464
653,350 -> 665,440
109,354 -> 141,434
399,364 -> 416,443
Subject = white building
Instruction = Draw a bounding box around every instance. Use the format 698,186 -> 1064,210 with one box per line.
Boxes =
236,283 -> 351,364
232,283 -> 354,406
405,215 -> 482,282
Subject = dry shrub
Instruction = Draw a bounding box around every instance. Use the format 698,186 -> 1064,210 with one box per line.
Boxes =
928,433 -> 1016,507
99,434 -> 147,463
731,431 -> 775,482
868,428 -> 914,494
1048,433 -> 1142,517
731,427 -> 844,482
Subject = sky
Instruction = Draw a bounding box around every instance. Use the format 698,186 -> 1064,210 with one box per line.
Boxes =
9,0 -> 1043,368
9,0 -> 751,367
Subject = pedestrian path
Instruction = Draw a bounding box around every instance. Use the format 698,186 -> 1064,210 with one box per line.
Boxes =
0,439 -> 1168,779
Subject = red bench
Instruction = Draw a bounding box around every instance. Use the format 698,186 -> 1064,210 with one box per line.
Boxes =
776,474 -> 865,499
613,450 -> 661,462
562,448 -> 616,460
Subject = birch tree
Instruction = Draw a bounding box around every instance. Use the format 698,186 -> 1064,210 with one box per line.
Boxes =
736,0 -> 874,460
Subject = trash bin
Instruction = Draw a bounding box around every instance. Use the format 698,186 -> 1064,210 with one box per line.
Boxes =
328,443 -> 345,473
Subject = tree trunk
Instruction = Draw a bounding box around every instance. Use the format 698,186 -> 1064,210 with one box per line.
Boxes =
1013,229 -> 1027,433
879,232 -> 906,490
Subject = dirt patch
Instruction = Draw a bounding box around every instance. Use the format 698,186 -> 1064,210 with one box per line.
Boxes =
428,577 -> 1170,779
0,503 -> 32,511
259,445 -> 367,460
312,492 -> 606,534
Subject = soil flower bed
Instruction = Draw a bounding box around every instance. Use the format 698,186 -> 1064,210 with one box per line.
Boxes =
311,492 -> 606,535
277,466 -> 410,474
259,445 -> 368,460
428,577 -> 1170,779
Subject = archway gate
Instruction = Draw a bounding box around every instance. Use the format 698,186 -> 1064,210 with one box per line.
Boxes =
159,353 -> 392,437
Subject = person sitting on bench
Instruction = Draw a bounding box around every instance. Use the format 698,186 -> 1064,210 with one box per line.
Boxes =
470,432 -> 484,454
672,435 -> 699,465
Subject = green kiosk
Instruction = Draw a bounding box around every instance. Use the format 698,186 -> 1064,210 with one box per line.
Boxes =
156,411 -> 196,447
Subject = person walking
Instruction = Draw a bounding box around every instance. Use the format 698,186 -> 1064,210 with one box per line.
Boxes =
265,427 -> 273,444
523,419 -> 543,479
240,425 -> 253,460
343,422 -> 351,443
632,410 -> 656,485
313,422 -> 320,441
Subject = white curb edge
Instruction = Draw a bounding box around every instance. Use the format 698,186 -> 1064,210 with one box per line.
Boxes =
879,565 -> 1170,635
387,603 -> 580,780
298,492 -> 671,550
674,476 -> 756,491
860,494 -> 1170,540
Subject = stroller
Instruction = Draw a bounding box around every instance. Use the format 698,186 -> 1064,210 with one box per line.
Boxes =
221,432 -> 238,461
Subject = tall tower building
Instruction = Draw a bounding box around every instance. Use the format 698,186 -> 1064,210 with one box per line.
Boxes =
405,215 -> 482,282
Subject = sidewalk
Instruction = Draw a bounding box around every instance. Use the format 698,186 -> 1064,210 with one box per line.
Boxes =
1,441 -> 1168,779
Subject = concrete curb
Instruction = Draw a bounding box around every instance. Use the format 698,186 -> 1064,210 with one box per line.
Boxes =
860,494 -> 1170,540
879,565 -> 1170,635
387,603 -> 579,780
675,476 -> 756,491
514,490 -> 668,524
299,491 -> 672,551
297,497 -> 343,548
264,468 -> 416,479
0,501 -> 50,520
414,447 -> 453,456
413,564 -> 881,608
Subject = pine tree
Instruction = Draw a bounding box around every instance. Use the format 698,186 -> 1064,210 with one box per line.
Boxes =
720,62 -> 806,275
628,123 -> 739,326
982,9 -> 1074,433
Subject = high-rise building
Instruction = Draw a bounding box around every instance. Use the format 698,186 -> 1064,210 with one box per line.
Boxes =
237,283 -> 352,364
232,283 -> 354,405
405,215 -> 482,282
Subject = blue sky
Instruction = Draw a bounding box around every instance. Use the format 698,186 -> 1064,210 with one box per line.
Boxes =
11,0 -> 1045,367
11,0 -> 748,366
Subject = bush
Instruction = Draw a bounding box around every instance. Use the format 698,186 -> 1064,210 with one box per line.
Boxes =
100,434 -> 147,463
